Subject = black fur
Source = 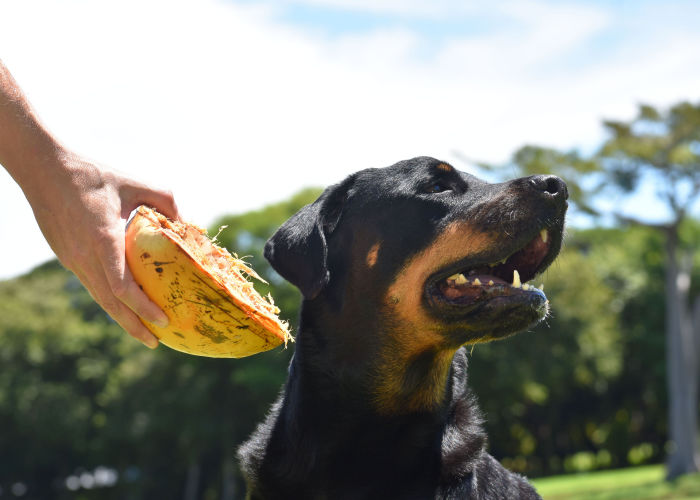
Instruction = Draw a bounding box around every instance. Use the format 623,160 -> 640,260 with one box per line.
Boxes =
238,157 -> 568,499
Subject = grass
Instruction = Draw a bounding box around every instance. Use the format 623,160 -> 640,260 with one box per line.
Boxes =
531,465 -> 700,499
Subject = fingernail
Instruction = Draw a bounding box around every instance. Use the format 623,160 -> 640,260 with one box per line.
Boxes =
143,336 -> 159,349
153,313 -> 169,329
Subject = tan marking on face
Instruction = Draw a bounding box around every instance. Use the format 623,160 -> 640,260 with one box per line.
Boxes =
386,220 -> 493,329
372,220 -> 497,415
436,163 -> 454,172
366,243 -> 381,268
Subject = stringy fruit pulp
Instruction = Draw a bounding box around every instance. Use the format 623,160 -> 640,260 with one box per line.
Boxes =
148,209 -> 289,338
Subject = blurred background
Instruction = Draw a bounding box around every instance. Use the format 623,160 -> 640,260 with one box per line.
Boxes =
1,0 -> 700,498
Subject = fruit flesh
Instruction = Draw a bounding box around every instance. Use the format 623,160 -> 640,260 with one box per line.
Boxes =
125,206 -> 290,358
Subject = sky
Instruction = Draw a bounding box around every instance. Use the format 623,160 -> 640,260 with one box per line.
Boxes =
1,0 -> 699,279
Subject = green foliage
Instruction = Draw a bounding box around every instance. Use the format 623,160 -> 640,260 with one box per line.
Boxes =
599,102 -> 700,210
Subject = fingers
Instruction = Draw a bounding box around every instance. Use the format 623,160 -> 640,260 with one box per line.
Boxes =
98,225 -> 170,330
75,267 -> 160,349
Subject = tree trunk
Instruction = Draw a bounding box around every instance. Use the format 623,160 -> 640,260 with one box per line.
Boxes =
183,462 -> 201,500
694,295 -> 700,361
221,451 -> 237,500
664,227 -> 699,479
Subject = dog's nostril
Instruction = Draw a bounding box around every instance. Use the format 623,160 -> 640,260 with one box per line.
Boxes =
529,175 -> 568,199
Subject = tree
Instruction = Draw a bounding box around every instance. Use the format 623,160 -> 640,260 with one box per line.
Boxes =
506,101 -> 700,479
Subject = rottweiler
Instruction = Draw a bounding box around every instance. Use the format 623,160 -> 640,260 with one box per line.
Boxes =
238,156 -> 568,499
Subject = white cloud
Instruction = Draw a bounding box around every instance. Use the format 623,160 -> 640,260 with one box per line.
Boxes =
435,1 -> 610,74
1,0 -> 699,279
258,0 -> 482,19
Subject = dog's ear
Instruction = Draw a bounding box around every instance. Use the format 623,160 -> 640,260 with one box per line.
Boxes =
264,176 -> 355,300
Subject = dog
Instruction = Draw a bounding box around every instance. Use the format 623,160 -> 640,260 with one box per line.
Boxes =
238,156 -> 568,499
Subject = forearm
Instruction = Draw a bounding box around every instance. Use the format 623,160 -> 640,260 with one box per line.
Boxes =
0,59 -> 67,193
0,59 -> 177,348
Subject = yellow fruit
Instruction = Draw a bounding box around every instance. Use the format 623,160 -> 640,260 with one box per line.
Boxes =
125,205 -> 291,358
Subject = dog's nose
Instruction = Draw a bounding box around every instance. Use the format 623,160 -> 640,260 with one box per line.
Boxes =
528,175 -> 568,200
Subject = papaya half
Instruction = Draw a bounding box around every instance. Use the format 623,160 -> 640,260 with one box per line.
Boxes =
125,205 -> 291,358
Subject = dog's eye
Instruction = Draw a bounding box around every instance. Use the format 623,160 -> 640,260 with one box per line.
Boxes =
425,182 -> 450,194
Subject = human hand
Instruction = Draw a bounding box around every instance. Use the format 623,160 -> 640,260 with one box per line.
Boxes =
23,148 -> 179,348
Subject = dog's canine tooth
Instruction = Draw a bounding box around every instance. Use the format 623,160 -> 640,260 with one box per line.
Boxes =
539,283 -> 544,292
540,229 -> 548,243
512,270 -> 521,288
488,280 -> 494,286
473,278 -> 482,286
522,284 -> 530,291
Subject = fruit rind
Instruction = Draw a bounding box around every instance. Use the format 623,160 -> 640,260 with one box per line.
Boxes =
125,206 -> 291,358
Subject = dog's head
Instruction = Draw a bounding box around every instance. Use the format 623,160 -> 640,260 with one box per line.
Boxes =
265,156 -> 567,347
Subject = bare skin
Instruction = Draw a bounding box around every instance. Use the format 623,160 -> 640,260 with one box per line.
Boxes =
0,59 -> 178,348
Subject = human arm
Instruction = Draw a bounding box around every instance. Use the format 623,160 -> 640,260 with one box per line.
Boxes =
0,59 -> 177,348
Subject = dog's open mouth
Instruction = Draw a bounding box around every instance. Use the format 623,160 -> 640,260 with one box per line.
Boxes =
439,228 -> 551,300
426,227 -> 559,320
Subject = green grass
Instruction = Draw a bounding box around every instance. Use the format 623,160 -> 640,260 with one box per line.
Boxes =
531,465 -> 700,499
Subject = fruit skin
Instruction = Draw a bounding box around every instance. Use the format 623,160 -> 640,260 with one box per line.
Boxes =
125,207 -> 288,358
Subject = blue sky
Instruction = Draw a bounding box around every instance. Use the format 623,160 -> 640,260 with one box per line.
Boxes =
249,0 -> 700,71
1,0 -> 699,278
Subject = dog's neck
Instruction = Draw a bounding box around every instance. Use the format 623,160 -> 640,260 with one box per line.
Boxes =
297,298 -> 465,416
237,301 -> 487,497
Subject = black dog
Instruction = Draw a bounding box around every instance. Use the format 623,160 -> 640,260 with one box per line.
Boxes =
239,157 -> 568,499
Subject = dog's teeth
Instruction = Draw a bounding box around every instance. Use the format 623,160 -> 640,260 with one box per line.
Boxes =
522,284 -> 530,291
488,280 -> 494,286
512,270 -> 521,288
539,283 -> 544,292
501,257 -> 508,265
540,229 -> 548,243
473,278 -> 482,286
453,273 -> 468,285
